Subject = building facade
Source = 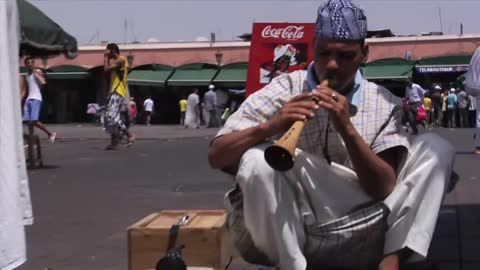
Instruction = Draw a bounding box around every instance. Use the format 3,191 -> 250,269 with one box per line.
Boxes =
33,35 -> 480,124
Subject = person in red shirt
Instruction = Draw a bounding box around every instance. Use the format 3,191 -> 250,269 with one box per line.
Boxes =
129,97 -> 137,124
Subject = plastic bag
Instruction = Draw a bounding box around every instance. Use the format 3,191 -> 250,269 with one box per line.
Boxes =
416,106 -> 427,121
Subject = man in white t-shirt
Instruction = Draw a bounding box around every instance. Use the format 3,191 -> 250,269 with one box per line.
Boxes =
143,96 -> 154,126
20,57 -> 56,143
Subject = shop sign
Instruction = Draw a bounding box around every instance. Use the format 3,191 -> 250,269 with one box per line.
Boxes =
416,66 -> 469,73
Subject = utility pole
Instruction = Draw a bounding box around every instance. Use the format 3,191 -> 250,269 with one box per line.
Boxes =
124,18 -> 128,44
438,7 -> 444,33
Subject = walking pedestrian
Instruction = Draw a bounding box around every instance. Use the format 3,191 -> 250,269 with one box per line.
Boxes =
179,95 -> 187,126
129,97 -> 137,124
204,84 -> 219,128
143,96 -> 154,126
405,80 -> 425,134
20,57 -> 57,143
423,93 -> 432,127
468,95 -> 477,128
441,90 -> 448,127
446,88 -> 458,128
103,43 -> 135,150
456,88 -> 469,128
431,86 -> 443,126
184,89 -> 200,129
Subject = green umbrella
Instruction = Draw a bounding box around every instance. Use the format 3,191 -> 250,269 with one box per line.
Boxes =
17,0 -> 78,59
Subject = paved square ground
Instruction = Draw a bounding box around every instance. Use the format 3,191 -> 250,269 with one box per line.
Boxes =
17,126 -> 480,270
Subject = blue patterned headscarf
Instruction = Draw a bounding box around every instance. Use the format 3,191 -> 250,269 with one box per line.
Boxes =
315,0 -> 368,40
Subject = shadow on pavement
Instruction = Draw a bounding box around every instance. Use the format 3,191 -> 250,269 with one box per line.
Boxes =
27,164 -> 60,171
456,151 -> 480,155
429,204 -> 480,270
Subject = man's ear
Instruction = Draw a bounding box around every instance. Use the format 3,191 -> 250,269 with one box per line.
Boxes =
362,44 -> 370,63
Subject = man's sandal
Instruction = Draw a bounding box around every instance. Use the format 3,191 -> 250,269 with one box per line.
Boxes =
126,135 -> 136,147
105,144 -> 120,151
48,132 -> 57,143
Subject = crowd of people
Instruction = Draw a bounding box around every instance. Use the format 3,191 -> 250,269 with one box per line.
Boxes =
403,80 -> 477,134
87,44 -> 232,150
181,85 -> 229,129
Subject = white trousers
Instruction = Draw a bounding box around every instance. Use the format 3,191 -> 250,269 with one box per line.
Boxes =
184,109 -> 199,128
236,133 -> 455,270
476,96 -> 480,147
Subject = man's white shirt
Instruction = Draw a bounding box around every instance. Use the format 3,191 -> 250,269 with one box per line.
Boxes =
143,99 -> 154,112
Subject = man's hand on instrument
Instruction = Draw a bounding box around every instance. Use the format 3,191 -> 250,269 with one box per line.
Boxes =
313,85 -> 353,135
265,93 -> 320,136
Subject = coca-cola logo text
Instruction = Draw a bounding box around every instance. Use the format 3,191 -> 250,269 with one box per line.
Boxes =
261,25 -> 305,40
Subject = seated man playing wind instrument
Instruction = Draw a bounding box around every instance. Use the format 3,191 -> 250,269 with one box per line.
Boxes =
209,1 -> 455,270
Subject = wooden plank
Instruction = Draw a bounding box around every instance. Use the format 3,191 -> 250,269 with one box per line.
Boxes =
147,268 -> 217,270
128,213 -> 161,230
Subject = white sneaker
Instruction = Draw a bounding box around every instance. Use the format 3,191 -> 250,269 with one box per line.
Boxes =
49,132 -> 56,143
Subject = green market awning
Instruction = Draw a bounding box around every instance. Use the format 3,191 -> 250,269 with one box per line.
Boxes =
415,55 -> 472,73
46,65 -> 89,79
212,62 -> 248,87
19,66 -> 28,75
362,58 -> 414,80
128,64 -> 174,87
167,63 -> 219,86
18,0 -> 78,59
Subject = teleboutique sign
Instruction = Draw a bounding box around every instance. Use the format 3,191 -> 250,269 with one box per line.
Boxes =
416,66 -> 469,73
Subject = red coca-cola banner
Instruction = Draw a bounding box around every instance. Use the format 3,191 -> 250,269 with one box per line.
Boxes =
246,23 -> 315,96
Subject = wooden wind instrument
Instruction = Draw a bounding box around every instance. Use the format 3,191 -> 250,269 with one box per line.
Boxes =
264,80 -> 329,171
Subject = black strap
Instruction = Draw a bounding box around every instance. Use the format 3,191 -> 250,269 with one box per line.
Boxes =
322,116 -> 332,165
224,256 -> 233,270
109,59 -> 126,94
111,70 -> 124,94
167,224 -> 180,251
370,109 -> 396,148
322,109 -> 395,165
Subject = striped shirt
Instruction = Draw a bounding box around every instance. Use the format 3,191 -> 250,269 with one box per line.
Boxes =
216,66 -> 410,169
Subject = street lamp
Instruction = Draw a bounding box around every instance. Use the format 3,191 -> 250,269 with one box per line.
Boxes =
215,50 -> 223,67
127,52 -> 135,68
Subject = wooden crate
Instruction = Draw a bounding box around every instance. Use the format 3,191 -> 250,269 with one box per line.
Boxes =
128,210 -> 232,270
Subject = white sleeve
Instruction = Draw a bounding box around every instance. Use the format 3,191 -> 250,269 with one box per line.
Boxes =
214,74 -> 295,138
419,85 -> 426,94
465,47 -> 480,97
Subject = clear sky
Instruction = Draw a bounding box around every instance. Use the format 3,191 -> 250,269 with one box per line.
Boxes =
30,0 -> 480,45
